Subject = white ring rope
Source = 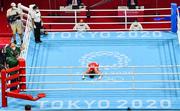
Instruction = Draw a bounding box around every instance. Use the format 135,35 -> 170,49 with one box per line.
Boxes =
22,88 -> 180,91
42,15 -> 170,19
40,8 -> 171,12
44,28 -> 170,31
44,21 -> 171,25
21,72 -> 180,76
21,80 -> 180,84
91,15 -> 170,18
40,9 -> 89,12
91,8 -> 171,11
24,65 -> 180,69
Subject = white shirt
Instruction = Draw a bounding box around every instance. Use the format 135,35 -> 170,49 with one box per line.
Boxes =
178,17 -> 180,31
129,21 -> 143,31
131,0 -> 135,5
73,23 -> 90,31
31,9 -> 41,22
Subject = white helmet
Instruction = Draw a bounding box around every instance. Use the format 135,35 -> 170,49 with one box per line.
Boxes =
11,2 -> 16,7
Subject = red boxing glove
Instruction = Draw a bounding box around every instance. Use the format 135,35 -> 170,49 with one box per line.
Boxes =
88,62 -> 99,71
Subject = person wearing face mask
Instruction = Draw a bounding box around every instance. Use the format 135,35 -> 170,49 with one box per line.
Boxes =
31,5 -> 42,43
129,19 -> 143,31
73,19 -> 90,32
7,2 -> 23,44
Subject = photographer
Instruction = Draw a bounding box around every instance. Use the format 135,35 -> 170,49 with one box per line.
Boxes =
7,3 -> 23,44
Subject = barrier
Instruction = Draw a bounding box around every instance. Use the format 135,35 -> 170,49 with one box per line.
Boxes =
1,58 -> 45,107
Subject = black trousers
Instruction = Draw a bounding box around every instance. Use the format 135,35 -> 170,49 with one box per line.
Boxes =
77,0 -> 82,6
67,0 -> 72,5
34,22 -> 41,42
0,64 -> 5,71
128,5 -> 136,9
127,0 -> 138,9
68,0 -> 81,6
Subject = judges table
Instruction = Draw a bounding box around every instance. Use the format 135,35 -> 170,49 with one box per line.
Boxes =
118,6 -> 144,22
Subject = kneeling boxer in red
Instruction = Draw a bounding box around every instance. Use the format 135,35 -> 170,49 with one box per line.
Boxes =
82,62 -> 102,80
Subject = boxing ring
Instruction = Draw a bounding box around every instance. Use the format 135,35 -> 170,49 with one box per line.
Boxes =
1,3 -> 180,111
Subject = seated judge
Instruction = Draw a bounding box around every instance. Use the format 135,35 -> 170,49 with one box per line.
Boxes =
129,20 -> 143,31
127,0 -> 138,9
73,19 -> 90,31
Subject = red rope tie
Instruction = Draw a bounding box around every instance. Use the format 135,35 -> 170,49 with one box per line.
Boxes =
6,82 -> 20,89
6,66 -> 20,73
6,73 -> 19,81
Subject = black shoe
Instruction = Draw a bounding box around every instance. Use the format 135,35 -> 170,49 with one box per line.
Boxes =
35,41 -> 42,43
14,40 -> 17,44
21,40 -> 23,44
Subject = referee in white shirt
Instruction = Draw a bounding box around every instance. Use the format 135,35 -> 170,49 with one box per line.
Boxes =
129,20 -> 143,31
31,5 -> 42,43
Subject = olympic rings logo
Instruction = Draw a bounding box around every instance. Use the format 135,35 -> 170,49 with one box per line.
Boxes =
79,51 -> 130,70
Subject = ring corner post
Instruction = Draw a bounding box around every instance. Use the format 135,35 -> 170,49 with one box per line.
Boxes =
171,3 -> 177,33
18,58 -> 26,91
1,69 -> 7,107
